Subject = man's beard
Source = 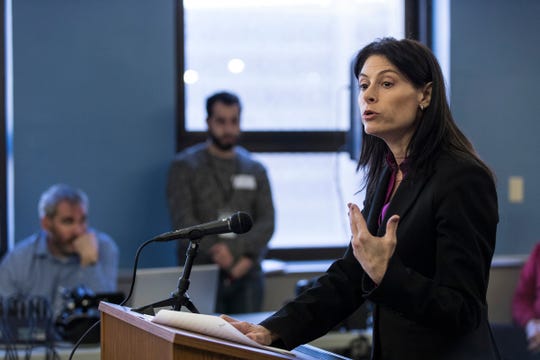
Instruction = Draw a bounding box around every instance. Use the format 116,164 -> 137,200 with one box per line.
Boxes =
209,131 -> 239,151
47,227 -> 78,257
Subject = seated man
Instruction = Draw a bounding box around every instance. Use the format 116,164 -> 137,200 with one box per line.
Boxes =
0,183 -> 119,316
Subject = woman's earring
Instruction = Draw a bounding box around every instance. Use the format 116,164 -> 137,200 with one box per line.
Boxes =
419,104 -> 424,111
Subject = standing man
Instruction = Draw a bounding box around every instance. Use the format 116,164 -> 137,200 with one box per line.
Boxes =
0,184 -> 119,315
167,91 -> 275,314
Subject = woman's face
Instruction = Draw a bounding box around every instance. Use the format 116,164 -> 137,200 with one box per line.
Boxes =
357,55 -> 430,147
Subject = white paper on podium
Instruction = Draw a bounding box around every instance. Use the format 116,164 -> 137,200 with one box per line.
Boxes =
151,309 -> 293,356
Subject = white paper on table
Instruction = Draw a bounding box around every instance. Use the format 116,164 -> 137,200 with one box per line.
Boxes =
151,309 -> 293,356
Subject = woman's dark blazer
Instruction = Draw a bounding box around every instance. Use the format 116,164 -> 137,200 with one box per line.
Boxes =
260,151 -> 500,360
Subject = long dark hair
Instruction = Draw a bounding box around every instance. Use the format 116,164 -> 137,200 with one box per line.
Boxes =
353,38 -> 492,201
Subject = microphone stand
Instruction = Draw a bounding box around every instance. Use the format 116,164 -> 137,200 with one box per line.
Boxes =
132,238 -> 202,315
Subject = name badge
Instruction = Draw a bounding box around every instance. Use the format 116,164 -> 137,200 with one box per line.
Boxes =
232,174 -> 256,190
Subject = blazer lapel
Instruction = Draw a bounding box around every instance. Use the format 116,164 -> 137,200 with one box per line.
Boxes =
365,166 -> 392,235
377,171 -> 431,236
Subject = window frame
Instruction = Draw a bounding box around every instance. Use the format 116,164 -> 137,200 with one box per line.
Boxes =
175,0 -> 432,260
1,0 -> 8,259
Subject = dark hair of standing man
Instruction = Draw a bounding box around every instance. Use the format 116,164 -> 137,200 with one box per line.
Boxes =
206,91 -> 242,118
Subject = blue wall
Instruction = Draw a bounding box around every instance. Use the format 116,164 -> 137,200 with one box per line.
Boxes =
12,0 -> 177,268
451,0 -> 540,254
11,0 -> 540,267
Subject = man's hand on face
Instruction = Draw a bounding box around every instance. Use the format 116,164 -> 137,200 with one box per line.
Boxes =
73,232 -> 99,267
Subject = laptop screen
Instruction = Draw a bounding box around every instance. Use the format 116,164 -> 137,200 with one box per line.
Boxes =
131,264 -> 219,315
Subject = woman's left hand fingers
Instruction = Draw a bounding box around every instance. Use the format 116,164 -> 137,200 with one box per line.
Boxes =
348,203 -> 369,237
385,215 -> 400,241
347,203 -> 399,284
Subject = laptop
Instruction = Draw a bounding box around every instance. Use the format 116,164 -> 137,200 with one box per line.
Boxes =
131,264 -> 219,315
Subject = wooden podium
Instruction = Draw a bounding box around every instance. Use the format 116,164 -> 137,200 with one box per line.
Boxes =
99,302 -> 350,360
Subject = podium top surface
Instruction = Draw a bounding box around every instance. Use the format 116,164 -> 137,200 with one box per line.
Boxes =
98,302 -> 350,360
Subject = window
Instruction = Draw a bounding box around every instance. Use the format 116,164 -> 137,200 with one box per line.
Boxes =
180,0 -> 405,253
183,0 -> 404,132
255,152 -> 364,249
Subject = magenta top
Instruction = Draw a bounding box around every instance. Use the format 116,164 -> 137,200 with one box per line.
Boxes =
513,242 -> 540,327
379,154 -> 408,227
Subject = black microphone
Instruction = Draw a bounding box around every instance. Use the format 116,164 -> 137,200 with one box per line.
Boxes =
154,212 -> 253,242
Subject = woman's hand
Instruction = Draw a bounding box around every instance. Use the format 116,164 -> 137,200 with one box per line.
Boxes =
348,203 -> 399,284
220,314 -> 277,345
